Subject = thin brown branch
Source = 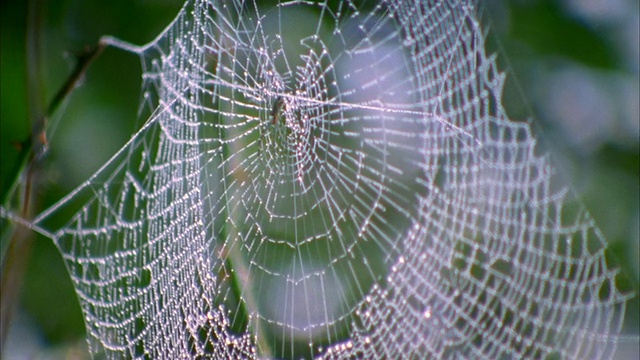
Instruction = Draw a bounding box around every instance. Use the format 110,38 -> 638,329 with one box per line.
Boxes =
1,2 -> 109,353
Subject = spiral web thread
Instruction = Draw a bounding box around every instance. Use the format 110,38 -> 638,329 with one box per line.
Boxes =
13,0 -> 631,358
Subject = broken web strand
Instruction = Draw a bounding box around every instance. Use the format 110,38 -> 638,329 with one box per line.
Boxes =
4,0 -> 632,359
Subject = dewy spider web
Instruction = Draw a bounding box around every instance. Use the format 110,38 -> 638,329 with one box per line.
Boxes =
6,0 -> 632,358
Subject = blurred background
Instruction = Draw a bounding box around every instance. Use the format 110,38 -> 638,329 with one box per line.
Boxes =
1,0 -> 637,358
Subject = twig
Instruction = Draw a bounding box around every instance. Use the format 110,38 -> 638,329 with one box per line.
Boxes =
0,2 -> 108,353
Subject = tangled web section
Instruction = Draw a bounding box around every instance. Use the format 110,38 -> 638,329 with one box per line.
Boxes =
21,0 -> 630,359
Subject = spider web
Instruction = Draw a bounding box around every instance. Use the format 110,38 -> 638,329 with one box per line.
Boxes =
7,0 -> 632,358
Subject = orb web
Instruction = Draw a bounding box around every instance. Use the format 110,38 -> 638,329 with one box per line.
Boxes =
11,0 -> 631,359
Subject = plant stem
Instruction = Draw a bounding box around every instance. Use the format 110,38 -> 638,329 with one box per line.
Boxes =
0,1 -> 108,353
